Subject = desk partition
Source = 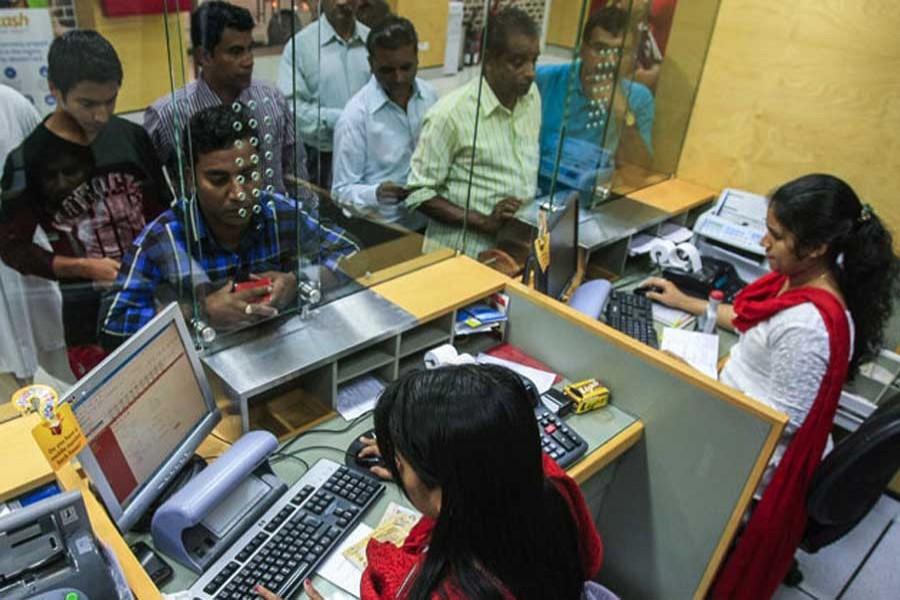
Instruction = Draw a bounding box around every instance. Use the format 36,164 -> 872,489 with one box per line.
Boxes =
501,281 -> 786,599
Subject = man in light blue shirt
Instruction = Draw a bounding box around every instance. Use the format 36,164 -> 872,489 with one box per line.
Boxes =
331,16 -> 437,231
535,6 -> 655,197
277,0 -> 370,188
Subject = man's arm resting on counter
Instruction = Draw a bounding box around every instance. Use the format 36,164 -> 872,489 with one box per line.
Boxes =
418,196 -> 517,236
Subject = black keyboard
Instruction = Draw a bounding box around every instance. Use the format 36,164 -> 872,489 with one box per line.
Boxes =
536,404 -> 588,468
189,459 -> 384,600
604,291 -> 659,349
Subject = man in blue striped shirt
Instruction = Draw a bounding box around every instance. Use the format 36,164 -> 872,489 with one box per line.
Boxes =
100,106 -> 359,349
145,1 -> 304,195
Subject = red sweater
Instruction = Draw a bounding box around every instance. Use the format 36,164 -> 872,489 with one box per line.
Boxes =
360,454 -> 603,599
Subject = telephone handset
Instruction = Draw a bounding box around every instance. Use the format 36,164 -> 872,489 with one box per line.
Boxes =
663,256 -> 748,303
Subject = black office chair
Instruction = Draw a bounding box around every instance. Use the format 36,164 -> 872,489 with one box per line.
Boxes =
785,395 -> 900,586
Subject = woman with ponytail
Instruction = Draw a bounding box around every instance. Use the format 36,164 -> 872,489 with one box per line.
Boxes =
258,364 -> 604,600
644,173 -> 898,599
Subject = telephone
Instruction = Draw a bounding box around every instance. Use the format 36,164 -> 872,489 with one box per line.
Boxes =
663,256 -> 748,303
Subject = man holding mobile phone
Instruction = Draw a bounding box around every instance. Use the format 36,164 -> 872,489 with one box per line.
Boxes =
99,106 -> 360,349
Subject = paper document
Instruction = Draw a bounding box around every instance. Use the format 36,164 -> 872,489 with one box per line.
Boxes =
628,233 -> 659,256
336,375 -> 385,421
661,328 -> 719,380
659,222 -> 693,244
652,303 -> 695,328
477,354 -> 556,393
316,522 -> 373,597
342,502 -> 421,571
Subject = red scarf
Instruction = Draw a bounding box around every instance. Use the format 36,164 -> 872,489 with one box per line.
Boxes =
712,272 -> 851,599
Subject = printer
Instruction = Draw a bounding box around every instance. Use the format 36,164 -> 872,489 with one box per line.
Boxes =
0,489 -> 123,600
692,188 -> 771,282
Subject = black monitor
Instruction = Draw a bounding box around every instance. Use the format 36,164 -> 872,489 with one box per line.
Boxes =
67,303 -> 221,531
545,192 -> 580,300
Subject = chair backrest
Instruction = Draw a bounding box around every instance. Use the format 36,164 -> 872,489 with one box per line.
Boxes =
803,396 -> 900,551
583,580 -> 620,600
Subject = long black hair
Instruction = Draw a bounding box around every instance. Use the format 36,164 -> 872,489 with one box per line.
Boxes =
373,364 -> 586,600
770,174 -> 898,374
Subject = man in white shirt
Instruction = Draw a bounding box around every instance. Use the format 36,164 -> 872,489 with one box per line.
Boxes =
277,0 -> 371,189
331,16 -> 437,231
0,85 -> 70,383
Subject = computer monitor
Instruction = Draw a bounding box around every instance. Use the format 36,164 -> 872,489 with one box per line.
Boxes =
67,303 -> 221,531
545,192 -> 580,300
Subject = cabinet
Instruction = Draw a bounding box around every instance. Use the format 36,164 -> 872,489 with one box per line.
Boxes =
204,291 -> 505,442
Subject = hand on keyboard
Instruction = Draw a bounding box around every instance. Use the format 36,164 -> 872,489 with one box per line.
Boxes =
256,578 -> 322,600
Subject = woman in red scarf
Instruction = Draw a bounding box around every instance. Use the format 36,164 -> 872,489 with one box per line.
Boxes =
258,364 -> 604,600
644,174 -> 898,598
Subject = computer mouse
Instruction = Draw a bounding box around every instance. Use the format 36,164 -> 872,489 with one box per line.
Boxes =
345,429 -> 386,474
634,284 -> 664,296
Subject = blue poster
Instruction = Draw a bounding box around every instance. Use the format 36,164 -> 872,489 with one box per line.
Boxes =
0,9 -> 53,115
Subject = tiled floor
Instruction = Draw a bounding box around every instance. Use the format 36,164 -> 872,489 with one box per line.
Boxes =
773,495 -> 900,600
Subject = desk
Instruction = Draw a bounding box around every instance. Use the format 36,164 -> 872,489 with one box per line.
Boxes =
0,243 -> 786,599
518,178 -> 716,278
156,399 -> 643,596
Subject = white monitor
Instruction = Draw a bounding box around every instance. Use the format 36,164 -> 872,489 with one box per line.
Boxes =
68,303 -> 220,531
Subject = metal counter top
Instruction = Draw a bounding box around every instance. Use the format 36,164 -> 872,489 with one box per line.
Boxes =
200,288 -> 417,402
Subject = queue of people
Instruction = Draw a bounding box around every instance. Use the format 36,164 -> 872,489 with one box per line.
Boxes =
1,2 -> 654,369
0,4 -> 898,598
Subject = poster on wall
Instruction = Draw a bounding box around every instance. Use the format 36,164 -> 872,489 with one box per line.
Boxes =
102,0 -> 190,18
0,9 -> 53,116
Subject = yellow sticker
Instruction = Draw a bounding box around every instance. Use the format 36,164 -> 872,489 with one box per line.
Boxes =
31,403 -> 87,471
535,211 -> 551,272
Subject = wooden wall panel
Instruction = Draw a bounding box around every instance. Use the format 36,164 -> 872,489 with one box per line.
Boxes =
651,0 -> 719,175
546,0 -> 585,48
77,1 -> 190,114
678,0 -> 900,239
392,0 -> 449,68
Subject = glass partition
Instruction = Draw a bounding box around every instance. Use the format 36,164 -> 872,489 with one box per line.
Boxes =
0,0 -> 718,388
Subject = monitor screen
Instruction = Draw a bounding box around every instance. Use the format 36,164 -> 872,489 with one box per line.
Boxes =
69,304 -> 220,531
546,193 -> 579,300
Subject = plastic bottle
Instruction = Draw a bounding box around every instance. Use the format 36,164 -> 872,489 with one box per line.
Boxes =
701,290 -> 725,334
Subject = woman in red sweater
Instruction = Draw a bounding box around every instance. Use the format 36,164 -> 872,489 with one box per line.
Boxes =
259,364 -> 603,599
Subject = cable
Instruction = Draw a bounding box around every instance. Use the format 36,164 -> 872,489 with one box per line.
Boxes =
275,443 -> 349,462
276,411 -> 373,458
269,453 -> 309,474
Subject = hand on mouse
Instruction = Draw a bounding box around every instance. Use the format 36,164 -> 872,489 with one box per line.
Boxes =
358,435 -> 393,481
641,277 -> 698,313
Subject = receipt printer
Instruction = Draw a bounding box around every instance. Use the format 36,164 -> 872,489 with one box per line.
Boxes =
0,489 -> 121,600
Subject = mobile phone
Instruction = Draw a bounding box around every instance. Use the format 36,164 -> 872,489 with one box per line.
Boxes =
129,541 -> 174,587
233,277 -> 272,304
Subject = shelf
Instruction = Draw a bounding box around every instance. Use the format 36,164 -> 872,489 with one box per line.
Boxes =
454,330 -> 504,357
248,387 -> 333,441
337,346 -> 396,383
399,320 -> 451,357
398,353 -> 425,378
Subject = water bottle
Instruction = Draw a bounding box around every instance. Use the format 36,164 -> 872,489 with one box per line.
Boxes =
701,290 -> 725,334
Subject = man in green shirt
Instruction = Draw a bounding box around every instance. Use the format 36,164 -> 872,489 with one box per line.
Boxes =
405,7 -> 541,259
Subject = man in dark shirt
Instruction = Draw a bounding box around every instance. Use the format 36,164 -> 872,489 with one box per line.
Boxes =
0,30 -> 165,377
145,1 -> 305,195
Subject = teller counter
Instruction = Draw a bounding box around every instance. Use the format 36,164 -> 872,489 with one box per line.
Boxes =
0,254 -> 786,600
193,253 -> 784,599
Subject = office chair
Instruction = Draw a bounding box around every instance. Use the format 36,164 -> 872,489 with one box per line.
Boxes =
784,395 -> 900,586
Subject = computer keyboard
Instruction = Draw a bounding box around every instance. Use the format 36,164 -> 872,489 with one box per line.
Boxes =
189,459 -> 384,600
604,291 -> 659,349
536,404 -> 589,468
